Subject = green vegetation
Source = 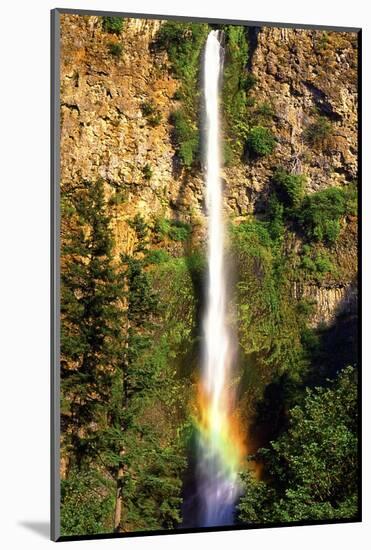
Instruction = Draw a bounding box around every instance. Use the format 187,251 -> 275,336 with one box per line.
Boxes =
141,101 -> 162,127
296,185 -> 357,244
170,109 -> 199,168
304,116 -> 332,147
60,23 -> 359,535
266,194 -> 285,241
246,126 -> 276,157
238,366 -> 358,523
272,168 -> 306,209
222,25 -> 252,161
107,42 -> 123,58
221,27 -> 278,164
300,245 -> 335,281
156,23 -> 275,166
102,16 -> 124,35
61,185 -> 196,535
61,179 -> 125,463
231,220 -> 311,385
157,22 -> 210,168
268,168 -> 357,250
316,31 -> 330,51
108,189 -> 127,206
61,469 -> 114,535
153,217 -> 191,242
142,163 -> 153,180
145,249 -> 171,264
156,22 -> 209,81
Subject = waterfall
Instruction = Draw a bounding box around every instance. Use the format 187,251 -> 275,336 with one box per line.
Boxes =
196,30 -> 244,528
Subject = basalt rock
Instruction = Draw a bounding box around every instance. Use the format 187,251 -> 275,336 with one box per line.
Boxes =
59,15 -> 358,327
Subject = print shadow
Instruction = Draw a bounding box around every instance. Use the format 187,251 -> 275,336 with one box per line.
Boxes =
18,521 -> 50,539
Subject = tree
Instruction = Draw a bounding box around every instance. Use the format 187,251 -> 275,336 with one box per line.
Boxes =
101,214 -> 187,532
61,202 -> 189,535
238,366 -> 358,524
61,179 -> 125,468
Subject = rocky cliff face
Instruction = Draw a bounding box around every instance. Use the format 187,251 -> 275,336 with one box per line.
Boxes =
59,15 -> 358,327
248,27 -> 357,193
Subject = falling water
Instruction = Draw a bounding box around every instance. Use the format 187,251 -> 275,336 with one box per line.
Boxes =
196,30 -> 244,527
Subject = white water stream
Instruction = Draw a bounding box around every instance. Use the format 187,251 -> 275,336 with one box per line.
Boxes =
198,30 -> 241,527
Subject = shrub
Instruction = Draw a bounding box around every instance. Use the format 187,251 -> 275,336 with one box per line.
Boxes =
238,367 -> 358,524
266,194 -> 285,241
142,163 -> 153,180
156,22 -> 209,81
172,89 -> 183,100
156,22 -> 210,168
102,16 -> 124,34
154,218 -> 191,242
273,168 -> 306,208
230,220 -> 309,381
141,101 -> 155,117
61,469 -> 113,536
169,222 -> 191,242
304,116 -> 332,147
171,110 -> 199,167
246,126 -> 276,157
146,249 -> 171,264
300,244 -> 335,280
242,72 -> 257,91
296,185 -> 357,244
317,31 -> 330,51
316,219 -> 340,243
141,101 -> 162,127
107,42 -> 123,57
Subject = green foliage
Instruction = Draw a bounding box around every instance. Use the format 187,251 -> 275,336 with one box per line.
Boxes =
107,42 -> 123,57
61,179 -> 125,459
146,249 -> 171,264
100,214 -> 189,532
141,101 -> 162,127
171,109 -> 199,167
316,31 -> 330,51
223,141 -> 235,167
273,168 -> 306,208
142,163 -> 153,180
156,22 -> 209,168
231,221 -> 309,385
246,126 -> 276,157
304,116 -> 332,147
150,253 -> 204,349
61,469 -> 114,535
295,185 -> 357,244
172,89 -> 183,100
108,189 -> 127,206
102,16 -> 124,35
238,367 -> 358,523
222,25 -> 253,160
157,22 -> 209,82
153,217 -> 191,242
300,244 -> 335,281
266,194 -> 285,241
61,202 -> 196,535
267,174 -> 357,249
